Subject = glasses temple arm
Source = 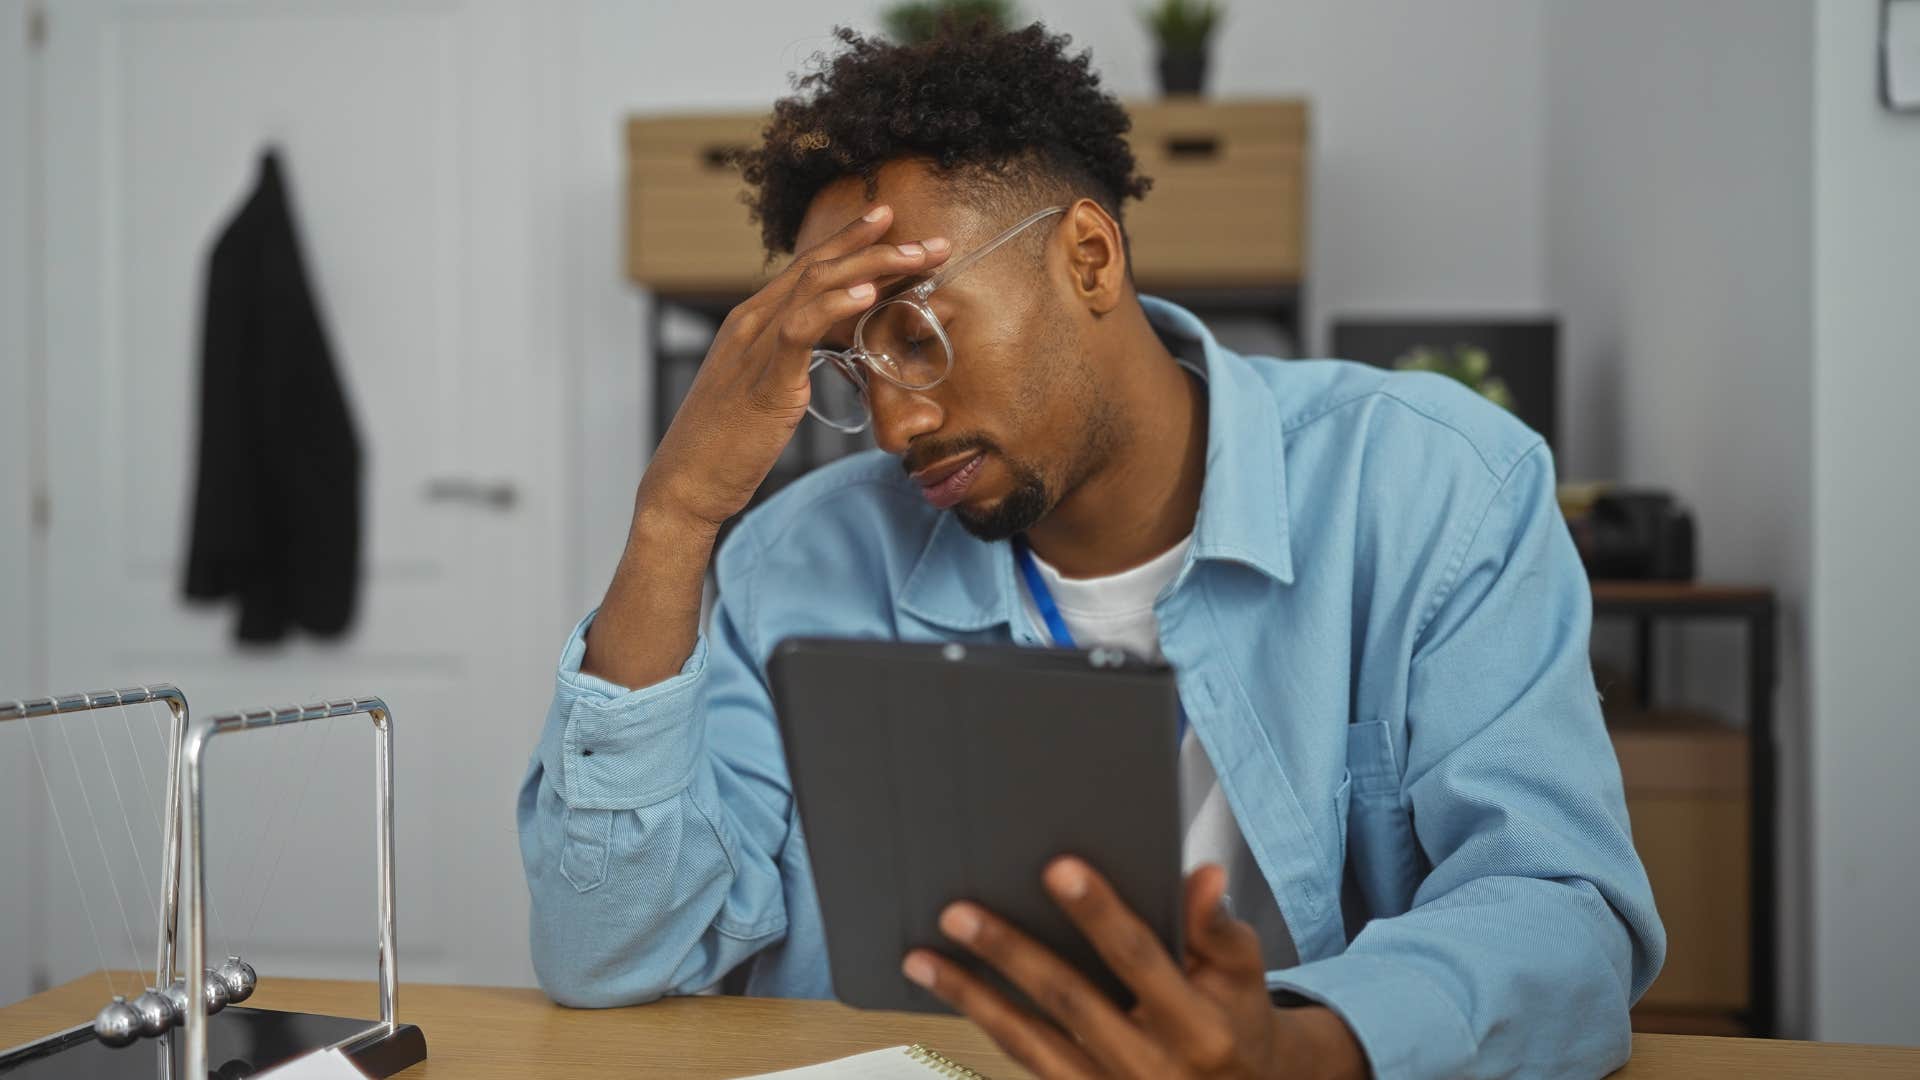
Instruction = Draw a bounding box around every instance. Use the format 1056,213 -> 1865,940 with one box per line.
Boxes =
913,206 -> 1068,297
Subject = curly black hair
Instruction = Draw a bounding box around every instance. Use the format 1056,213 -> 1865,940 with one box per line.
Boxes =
736,23 -> 1152,256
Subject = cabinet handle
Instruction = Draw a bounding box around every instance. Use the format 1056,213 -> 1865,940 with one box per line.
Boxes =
1165,135 -> 1221,159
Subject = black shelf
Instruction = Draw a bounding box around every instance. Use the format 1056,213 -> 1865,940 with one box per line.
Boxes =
1591,582 -> 1778,1037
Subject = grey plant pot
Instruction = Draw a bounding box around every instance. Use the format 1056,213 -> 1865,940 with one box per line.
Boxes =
1156,48 -> 1209,96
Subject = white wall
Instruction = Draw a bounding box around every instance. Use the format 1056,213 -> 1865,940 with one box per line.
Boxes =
1051,0 -> 1552,322
563,0 -> 1554,613
1544,0 -> 1920,1044
1541,0 -> 1816,1036
1809,0 -> 1920,1047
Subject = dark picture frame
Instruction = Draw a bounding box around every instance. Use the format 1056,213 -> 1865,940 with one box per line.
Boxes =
1330,318 -> 1559,458
1885,0 -> 1920,113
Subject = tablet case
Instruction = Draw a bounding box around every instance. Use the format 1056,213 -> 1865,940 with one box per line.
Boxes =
768,637 -> 1184,1014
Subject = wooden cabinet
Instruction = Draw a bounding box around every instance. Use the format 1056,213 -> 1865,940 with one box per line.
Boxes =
624,99 -> 1309,292
625,112 -> 770,292
1123,99 -> 1307,289
1614,719 -> 1752,1013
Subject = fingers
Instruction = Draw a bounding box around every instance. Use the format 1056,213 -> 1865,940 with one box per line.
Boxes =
795,201 -> 898,267
788,234 -> 953,308
1046,857 -> 1237,1053
742,209 -> 950,361
929,900 -> 1176,1079
770,203 -> 949,304
902,950 -> 1104,1080
764,280 -> 885,359
724,203 -> 902,336
1182,863 -> 1266,979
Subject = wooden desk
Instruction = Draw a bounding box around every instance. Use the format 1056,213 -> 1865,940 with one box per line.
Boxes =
7,974 -> 1919,1079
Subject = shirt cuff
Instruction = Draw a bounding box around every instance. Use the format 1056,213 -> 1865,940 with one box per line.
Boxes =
539,609 -> 710,810
1266,953 -> 1477,1080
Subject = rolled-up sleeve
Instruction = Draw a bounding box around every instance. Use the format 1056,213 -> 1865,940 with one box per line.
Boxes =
1269,444 -> 1666,1079
518,532 -> 796,1008
535,614 -> 712,810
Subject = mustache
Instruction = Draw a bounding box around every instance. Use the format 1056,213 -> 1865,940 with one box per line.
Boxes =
901,432 -> 1002,477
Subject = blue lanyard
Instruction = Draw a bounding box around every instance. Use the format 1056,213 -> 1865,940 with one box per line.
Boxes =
1010,537 -> 1188,744
1011,537 -> 1077,649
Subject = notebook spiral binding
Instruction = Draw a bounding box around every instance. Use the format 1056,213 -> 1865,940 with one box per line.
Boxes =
905,1043 -> 992,1079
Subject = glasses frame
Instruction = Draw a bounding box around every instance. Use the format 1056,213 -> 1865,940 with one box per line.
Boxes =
808,205 -> 1069,433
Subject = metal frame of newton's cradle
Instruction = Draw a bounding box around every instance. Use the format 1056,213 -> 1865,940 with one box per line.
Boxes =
0,685 -> 426,1078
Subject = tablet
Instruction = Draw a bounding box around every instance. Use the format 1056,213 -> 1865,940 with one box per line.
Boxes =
768,636 -> 1185,1014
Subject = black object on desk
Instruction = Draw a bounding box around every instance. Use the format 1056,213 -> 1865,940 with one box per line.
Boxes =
1569,490 -> 1698,581
0,1006 -> 427,1079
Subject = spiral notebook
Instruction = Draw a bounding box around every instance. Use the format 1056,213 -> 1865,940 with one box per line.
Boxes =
740,1043 -> 994,1078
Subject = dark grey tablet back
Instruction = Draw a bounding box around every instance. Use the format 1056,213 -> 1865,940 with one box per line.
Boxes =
768,636 -> 1184,1014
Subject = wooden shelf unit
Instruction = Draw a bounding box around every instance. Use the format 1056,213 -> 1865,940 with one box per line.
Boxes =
1593,582 -> 1778,1037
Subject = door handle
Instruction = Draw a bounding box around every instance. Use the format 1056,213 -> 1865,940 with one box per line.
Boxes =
423,478 -> 518,510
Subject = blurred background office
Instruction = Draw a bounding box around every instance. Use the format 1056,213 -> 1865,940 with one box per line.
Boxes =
1,0 -> 1915,1053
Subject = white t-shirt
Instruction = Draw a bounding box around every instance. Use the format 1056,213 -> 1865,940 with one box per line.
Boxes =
1015,537 -> 1297,971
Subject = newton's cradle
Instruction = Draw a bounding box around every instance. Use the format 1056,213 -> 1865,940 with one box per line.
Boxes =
0,685 -> 427,1078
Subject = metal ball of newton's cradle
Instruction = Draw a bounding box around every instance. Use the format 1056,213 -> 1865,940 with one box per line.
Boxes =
128,987 -> 177,1037
161,979 -> 191,1020
215,955 -> 257,1003
201,968 -> 232,1013
92,996 -> 141,1048
163,970 -> 230,1020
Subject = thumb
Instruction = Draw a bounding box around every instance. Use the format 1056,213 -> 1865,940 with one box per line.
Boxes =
1183,864 -> 1265,977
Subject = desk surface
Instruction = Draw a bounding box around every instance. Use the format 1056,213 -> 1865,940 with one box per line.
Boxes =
5,974 -> 1918,1079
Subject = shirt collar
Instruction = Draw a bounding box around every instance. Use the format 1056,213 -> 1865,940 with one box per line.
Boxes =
897,295 -> 1295,633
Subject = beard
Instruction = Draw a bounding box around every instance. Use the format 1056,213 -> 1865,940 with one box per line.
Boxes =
903,431 -> 1057,542
953,457 -> 1052,541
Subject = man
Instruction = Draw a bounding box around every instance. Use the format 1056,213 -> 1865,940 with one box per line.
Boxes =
519,23 -> 1664,1080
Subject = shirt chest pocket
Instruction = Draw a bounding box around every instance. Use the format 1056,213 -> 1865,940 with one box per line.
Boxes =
1342,719 -> 1426,921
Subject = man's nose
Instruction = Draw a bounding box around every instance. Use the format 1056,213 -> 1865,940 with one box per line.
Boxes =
866,378 -> 944,456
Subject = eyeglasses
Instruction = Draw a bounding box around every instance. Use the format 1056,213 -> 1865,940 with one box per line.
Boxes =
807,205 -> 1068,433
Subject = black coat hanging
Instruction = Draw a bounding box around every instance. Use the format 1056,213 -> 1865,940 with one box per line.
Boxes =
183,147 -> 363,643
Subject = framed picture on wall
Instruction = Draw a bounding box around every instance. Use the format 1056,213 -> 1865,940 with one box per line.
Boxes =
1885,0 -> 1920,112
1330,318 -> 1559,459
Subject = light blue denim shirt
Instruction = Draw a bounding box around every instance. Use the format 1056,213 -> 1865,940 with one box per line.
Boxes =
519,297 -> 1665,1080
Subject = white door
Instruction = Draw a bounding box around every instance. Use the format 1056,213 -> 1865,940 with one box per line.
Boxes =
1,0 -> 44,1011
26,0 -> 567,1003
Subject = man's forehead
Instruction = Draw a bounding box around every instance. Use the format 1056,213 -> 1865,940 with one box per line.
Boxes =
791,160 -> 989,254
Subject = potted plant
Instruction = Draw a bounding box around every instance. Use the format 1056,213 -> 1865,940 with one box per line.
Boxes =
882,0 -> 1016,45
1143,0 -> 1223,96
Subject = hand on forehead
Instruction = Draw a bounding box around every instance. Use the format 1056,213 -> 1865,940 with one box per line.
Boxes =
797,160 -> 1002,351
793,158 -> 994,257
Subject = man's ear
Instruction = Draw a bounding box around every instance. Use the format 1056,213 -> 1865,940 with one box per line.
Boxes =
1060,198 -> 1128,315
